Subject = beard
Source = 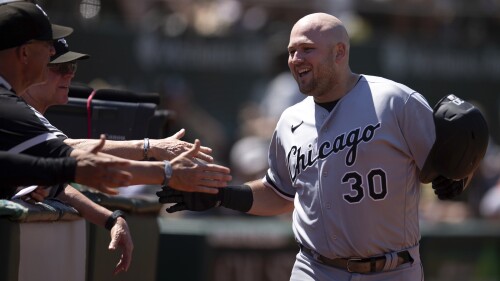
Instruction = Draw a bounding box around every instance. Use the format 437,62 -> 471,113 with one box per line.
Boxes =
298,63 -> 335,98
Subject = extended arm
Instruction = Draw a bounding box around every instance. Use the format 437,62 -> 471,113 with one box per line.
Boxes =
157,179 -> 294,216
246,180 -> 294,216
0,151 -> 76,187
64,129 -> 213,162
70,139 -> 231,195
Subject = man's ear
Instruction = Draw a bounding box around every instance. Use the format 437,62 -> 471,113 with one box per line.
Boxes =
334,42 -> 347,62
16,44 -> 29,65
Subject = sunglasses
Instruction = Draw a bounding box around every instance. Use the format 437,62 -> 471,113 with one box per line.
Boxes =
48,62 -> 77,75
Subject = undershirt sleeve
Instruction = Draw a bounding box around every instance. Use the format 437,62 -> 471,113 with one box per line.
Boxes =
0,152 -> 76,199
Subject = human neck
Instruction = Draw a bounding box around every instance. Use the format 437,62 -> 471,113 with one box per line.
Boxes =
314,72 -> 360,103
22,91 -> 48,114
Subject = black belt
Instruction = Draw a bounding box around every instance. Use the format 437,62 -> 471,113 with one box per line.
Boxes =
299,244 -> 413,273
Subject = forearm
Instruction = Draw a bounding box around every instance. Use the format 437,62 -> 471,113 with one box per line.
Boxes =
123,160 -> 165,185
69,148 -> 165,186
0,152 -> 76,186
65,139 -> 144,160
58,185 -> 112,227
246,180 -> 294,216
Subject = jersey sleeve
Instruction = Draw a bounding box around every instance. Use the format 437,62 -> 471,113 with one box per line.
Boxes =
0,152 -> 76,198
0,91 -> 73,157
262,121 -> 295,201
29,106 -> 68,139
399,92 -> 436,170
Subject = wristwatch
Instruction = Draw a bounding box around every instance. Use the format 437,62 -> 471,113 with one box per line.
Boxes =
105,210 -> 126,231
163,160 -> 173,186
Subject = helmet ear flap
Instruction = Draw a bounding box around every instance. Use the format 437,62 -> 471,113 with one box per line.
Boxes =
419,94 -> 489,184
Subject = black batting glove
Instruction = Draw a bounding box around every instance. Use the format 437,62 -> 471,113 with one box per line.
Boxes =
431,175 -> 465,200
156,186 -> 220,213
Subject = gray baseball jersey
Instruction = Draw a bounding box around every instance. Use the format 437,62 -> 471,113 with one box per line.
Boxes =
263,75 -> 435,259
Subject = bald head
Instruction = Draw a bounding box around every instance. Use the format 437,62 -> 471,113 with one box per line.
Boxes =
291,13 -> 350,49
287,13 -> 356,102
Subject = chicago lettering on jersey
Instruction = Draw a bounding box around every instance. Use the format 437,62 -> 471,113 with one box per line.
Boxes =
287,123 -> 381,182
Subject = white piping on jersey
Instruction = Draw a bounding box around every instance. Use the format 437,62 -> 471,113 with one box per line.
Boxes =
8,132 -> 58,153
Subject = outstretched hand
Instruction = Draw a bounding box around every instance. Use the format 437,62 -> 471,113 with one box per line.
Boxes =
168,139 -> 232,194
431,175 -> 465,200
74,135 -> 132,194
150,129 -> 214,163
156,185 -> 220,213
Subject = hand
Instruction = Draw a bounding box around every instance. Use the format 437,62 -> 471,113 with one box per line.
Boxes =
150,129 -> 214,163
74,135 -> 133,194
432,175 -> 465,200
168,139 -> 232,194
28,186 -> 50,202
156,186 -> 220,213
109,217 -> 134,275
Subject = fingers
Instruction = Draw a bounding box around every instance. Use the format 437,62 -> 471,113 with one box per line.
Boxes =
198,169 -> 233,186
195,151 -> 214,163
90,134 -> 107,154
29,187 -> 49,202
109,247 -> 130,275
113,247 -> 132,275
96,185 -> 120,195
205,163 -> 232,174
171,128 -> 185,139
182,139 -> 201,159
166,203 -> 187,213
157,193 -> 183,204
113,257 -> 126,275
196,145 -> 214,163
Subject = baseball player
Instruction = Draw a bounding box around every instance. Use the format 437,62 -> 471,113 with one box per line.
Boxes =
157,13 -> 485,280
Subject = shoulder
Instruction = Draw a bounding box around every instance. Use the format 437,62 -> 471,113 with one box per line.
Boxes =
360,75 -> 416,96
0,88 -> 19,101
358,74 -> 430,105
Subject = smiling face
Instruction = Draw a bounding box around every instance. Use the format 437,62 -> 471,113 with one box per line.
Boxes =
287,13 -> 350,102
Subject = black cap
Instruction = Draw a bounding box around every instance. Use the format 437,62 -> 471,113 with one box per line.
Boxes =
0,1 -> 73,50
50,38 -> 90,64
419,94 -> 489,183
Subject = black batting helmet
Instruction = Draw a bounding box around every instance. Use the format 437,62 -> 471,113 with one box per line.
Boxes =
419,94 -> 489,184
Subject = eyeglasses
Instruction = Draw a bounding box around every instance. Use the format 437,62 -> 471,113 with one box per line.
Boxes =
48,62 -> 77,75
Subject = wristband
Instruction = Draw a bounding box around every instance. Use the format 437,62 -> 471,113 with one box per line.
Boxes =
143,138 -> 150,160
163,160 -> 173,186
105,210 -> 126,231
220,184 -> 253,212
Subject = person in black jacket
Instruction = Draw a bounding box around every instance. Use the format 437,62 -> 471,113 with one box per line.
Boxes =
0,135 -> 132,198
0,1 -> 231,195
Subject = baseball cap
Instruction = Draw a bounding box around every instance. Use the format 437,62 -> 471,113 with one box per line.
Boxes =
419,94 -> 489,184
0,1 -> 73,50
50,38 -> 90,64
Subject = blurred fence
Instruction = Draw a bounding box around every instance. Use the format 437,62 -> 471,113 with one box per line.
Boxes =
1,197 -> 499,281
